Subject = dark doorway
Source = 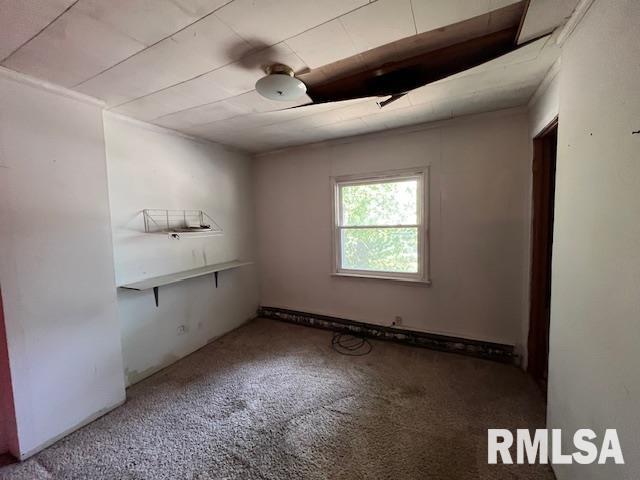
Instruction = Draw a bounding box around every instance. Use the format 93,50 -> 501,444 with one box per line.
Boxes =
527,118 -> 558,392
0,291 -> 18,463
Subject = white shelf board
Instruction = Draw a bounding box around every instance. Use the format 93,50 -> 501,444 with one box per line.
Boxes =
119,260 -> 252,291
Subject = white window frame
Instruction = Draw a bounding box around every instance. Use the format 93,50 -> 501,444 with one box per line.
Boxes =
331,167 -> 430,285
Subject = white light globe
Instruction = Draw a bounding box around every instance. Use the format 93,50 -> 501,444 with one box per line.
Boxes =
255,66 -> 307,101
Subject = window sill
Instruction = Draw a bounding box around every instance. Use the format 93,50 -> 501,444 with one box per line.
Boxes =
331,272 -> 432,286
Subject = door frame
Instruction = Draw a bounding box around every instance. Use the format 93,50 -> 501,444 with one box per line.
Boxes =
0,290 -> 18,461
527,117 -> 558,391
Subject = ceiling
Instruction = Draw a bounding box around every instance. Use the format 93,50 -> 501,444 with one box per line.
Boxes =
1,0 -> 573,153
518,0 -> 580,43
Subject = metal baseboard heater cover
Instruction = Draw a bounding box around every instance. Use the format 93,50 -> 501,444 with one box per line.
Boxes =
259,306 -> 516,364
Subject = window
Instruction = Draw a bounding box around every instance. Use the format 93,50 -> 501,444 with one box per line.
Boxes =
332,169 -> 429,283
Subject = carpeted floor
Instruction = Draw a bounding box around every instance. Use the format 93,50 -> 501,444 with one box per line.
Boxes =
0,318 -> 554,479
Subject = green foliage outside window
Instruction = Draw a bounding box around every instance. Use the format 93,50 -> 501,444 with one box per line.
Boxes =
340,179 -> 419,273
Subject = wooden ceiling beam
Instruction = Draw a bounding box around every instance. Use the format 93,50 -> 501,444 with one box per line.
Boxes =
306,27 -> 520,104
298,1 -> 528,105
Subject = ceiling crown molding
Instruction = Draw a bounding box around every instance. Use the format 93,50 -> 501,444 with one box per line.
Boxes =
0,66 -> 105,108
556,0 -> 596,46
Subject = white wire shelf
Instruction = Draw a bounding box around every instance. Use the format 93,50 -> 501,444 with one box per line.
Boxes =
143,209 -> 222,239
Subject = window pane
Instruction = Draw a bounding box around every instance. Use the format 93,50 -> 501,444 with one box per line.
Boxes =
341,227 -> 418,273
341,179 -> 418,226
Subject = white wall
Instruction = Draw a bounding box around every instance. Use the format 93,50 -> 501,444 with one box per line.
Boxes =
547,1 -> 640,478
255,109 -> 532,349
0,70 -> 125,459
104,114 -> 259,386
528,61 -> 560,138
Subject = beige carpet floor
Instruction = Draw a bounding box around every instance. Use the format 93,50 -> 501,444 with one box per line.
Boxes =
0,318 -> 554,479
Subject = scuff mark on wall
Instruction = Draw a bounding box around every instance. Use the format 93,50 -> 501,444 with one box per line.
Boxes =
125,353 -> 180,386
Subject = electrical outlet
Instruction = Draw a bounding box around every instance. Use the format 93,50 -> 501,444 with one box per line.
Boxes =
177,325 -> 188,335
392,316 -> 402,326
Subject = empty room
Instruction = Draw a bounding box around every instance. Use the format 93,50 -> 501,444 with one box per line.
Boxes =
0,0 -> 638,478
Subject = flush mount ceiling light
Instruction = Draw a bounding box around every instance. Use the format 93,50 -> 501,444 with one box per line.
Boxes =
255,64 -> 307,101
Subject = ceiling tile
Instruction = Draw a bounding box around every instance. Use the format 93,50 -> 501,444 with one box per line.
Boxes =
221,33 -> 556,152
0,0 -> 75,61
75,14 -> 253,105
280,98 -> 375,130
182,31 -> 554,154
230,110 -> 307,130
199,111 -> 283,133
247,97 -> 372,131
380,106 -> 432,129
113,76 -> 233,121
154,100 -> 249,129
340,0 -> 416,52
181,121 -> 241,139
197,42 -> 309,93
284,129 -> 333,147
411,0 -> 491,34
192,123 -> 294,152
518,0 -> 578,43
177,100 -> 357,146
489,0 -> 522,9
73,0 -> 233,45
403,102 -> 439,124
409,63 -> 537,106
224,90 -> 311,115
408,36 -> 556,105
318,118 -> 370,139
3,8 -> 146,86
214,0 -> 368,47
285,20 -> 358,69
157,90 -> 313,138
278,99 -> 379,132
358,100 -> 433,131
2,1 -> 240,87
360,113 -> 391,131
115,43 -> 308,121
308,120 -> 353,138
455,36 -> 550,77
448,85 -> 532,118
279,110 -> 345,131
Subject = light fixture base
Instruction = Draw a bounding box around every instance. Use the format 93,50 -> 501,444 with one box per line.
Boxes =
265,64 -> 295,77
